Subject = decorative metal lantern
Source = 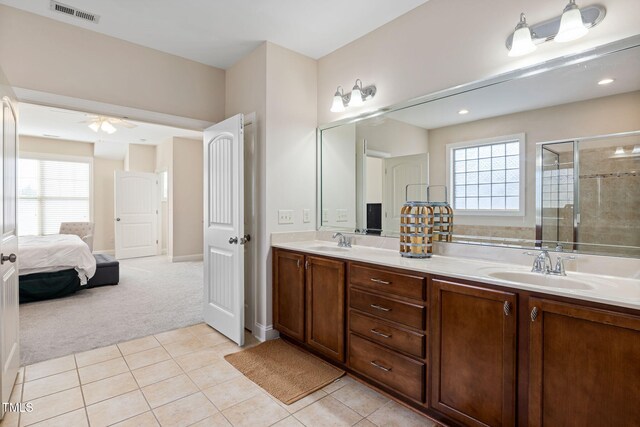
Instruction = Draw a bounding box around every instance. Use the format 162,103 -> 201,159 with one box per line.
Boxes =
400,185 -> 453,258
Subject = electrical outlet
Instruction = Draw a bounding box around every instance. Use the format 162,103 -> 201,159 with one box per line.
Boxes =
322,209 -> 328,223
336,209 -> 348,222
278,209 -> 294,224
303,209 -> 311,223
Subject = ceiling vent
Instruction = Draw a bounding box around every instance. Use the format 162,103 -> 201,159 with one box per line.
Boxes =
49,1 -> 100,24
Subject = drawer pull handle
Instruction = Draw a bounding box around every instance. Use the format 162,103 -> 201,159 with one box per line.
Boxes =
370,361 -> 392,372
370,329 -> 392,338
370,304 -> 391,312
370,278 -> 391,285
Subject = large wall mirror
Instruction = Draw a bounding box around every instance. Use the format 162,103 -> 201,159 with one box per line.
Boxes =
319,36 -> 640,258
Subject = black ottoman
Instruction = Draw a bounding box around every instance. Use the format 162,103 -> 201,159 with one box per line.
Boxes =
87,254 -> 120,287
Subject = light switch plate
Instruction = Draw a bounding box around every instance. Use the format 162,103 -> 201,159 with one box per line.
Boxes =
303,209 -> 310,223
278,209 -> 294,224
336,209 -> 348,222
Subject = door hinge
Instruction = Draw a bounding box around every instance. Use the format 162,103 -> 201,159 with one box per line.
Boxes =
156,240 -> 158,244
156,210 -> 158,214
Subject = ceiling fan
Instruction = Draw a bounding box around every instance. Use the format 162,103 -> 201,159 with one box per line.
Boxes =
80,115 -> 137,134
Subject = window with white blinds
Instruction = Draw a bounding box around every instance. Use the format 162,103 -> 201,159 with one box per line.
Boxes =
18,156 -> 91,236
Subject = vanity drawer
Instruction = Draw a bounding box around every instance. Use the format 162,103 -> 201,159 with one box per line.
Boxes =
350,310 -> 425,358
350,288 -> 425,330
350,264 -> 425,300
349,333 -> 425,402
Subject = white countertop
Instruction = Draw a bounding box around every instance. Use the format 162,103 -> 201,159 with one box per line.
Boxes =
272,240 -> 640,311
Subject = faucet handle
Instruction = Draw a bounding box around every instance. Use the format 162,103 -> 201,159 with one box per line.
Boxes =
553,255 -> 576,275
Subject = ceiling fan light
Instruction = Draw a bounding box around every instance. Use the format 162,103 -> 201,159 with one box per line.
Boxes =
88,122 -> 100,132
508,13 -> 537,57
101,121 -> 117,134
555,1 -> 588,43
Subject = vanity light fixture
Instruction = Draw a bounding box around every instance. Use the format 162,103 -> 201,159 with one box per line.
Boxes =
330,86 -> 346,113
458,109 -> 470,115
632,146 -> 640,155
598,78 -> 614,85
556,0 -> 588,43
505,3 -> 605,56
329,79 -> 376,112
508,13 -> 537,57
614,147 -> 625,155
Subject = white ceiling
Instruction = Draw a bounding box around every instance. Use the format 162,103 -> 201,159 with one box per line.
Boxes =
19,103 -> 202,159
0,0 -> 427,69
386,46 -> 640,130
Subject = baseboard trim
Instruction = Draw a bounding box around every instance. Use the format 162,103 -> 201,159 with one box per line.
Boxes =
170,254 -> 203,262
253,322 -> 279,342
93,250 -> 115,255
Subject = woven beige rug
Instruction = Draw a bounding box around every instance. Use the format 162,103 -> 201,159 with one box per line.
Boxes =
225,338 -> 344,404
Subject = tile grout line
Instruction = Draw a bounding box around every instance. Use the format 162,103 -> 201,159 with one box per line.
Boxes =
119,342 -> 161,427
75,353 -> 92,427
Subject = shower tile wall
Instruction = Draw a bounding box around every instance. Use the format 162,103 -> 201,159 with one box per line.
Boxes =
577,145 -> 640,256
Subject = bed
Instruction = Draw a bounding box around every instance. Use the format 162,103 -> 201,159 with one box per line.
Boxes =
19,234 -> 97,302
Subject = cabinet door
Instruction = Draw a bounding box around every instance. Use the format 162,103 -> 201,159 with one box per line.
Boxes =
306,256 -> 345,362
431,279 -> 517,427
529,298 -> 640,427
273,250 -> 305,341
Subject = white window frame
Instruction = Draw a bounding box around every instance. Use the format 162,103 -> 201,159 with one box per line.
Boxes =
446,133 -> 525,216
18,153 -> 94,234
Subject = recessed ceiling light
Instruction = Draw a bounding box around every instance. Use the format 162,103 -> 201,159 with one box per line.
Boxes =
598,78 -> 614,85
458,109 -> 469,115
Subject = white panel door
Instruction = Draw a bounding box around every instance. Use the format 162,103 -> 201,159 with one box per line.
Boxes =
115,171 -> 158,259
383,153 -> 429,233
203,114 -> 244,345
0,95 -> 19,420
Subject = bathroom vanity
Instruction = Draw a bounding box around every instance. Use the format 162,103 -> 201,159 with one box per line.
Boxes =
272,242 -> 640,427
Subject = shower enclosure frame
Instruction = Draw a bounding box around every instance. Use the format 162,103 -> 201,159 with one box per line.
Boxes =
535,130 -> 640,251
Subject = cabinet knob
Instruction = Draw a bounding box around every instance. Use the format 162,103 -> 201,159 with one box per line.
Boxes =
531,306 -> 539,322
296,259 -> 301,269
503,301 -> 512,316
370,329 -> 392,339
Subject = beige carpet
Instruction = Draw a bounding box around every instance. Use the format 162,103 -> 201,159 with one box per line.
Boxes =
20,256 -> 204,365
225,339 -> 344,404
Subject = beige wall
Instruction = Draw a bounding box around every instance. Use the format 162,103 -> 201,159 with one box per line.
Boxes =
0,4 -> 225,122
126,144 -> 157,173
428,91 -> 640,228
19,136 -> 123,252
317,0 -> 640,125
171,137 -> 203,258
225,42 -> 318,336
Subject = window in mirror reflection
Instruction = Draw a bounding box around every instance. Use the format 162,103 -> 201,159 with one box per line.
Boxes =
447,134 -> 524,215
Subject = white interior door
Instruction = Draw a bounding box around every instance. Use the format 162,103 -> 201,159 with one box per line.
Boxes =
1,95 -> 19,420
203,114 -> 245,345
114,171 -> 158,259
243,114 -> 256,333
383,153 -> 429,233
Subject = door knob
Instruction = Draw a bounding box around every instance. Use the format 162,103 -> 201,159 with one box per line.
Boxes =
116,218 -> 121,221
1,253 -> 16,264
229,237 -> 238,244
240,234 -> 251,244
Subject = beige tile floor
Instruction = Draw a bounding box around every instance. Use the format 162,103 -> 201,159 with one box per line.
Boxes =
1,324 -> 436,427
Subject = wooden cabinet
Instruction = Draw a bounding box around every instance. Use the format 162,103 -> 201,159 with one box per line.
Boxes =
528,297 -> 640,427
306,256 -> 346,362
431,279 -> 517,427
273,249 -> 346,363
273,250 -> 305,341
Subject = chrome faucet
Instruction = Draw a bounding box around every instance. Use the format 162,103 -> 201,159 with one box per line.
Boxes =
332,232 -> 352,248
525,250 -> 575,276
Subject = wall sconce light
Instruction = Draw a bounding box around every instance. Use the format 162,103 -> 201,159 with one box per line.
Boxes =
506,2 -> 605,57
329,79 -> 377,112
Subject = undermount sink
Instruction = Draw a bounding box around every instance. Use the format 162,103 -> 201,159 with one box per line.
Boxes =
309,245 -> 351,252
488,271 -> 595,290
